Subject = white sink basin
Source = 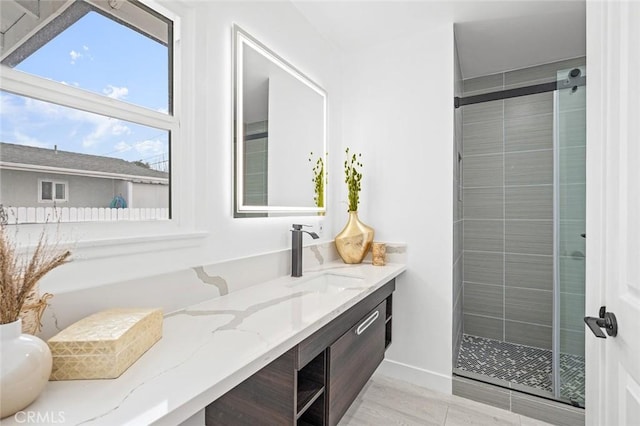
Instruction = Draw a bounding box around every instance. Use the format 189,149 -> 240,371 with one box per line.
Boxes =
288,272 -> 365,294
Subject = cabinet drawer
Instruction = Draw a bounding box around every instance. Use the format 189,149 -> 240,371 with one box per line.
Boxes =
327,301 -> 386,426
297,279 -> 395,369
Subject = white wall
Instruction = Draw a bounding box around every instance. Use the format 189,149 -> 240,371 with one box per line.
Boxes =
341,24 -> 455,393
32,0 -> 341,294
24,0 -> 456,397
131,182 -> 168,208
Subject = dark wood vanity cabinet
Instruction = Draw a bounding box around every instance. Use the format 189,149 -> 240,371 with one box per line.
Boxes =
205,348 -> 298,425
327,301 -> 386,425
205,279 -> 395,426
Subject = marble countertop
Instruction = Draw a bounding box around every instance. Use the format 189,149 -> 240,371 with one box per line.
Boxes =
6,261 -> 405,426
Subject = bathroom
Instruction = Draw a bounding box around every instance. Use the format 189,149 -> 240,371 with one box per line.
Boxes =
0,1 -> 638,425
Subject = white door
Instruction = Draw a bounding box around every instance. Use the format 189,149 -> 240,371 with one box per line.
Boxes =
585,1 -> 640,425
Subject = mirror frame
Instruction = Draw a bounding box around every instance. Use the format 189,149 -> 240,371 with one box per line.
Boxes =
233,25 -> 327,216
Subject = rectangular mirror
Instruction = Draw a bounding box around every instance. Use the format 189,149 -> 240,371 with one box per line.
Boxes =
234,26 -> 327,216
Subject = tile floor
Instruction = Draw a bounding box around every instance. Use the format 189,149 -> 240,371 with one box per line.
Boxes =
339,375 -> 554,426
456,335 -> 585,405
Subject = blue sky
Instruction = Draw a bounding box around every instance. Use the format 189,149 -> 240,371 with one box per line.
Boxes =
0,11 -> 169,168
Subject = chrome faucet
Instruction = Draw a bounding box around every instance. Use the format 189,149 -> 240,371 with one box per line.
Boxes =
291,224 -> 320,277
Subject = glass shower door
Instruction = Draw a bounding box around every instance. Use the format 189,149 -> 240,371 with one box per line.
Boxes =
554,66 -> 586,406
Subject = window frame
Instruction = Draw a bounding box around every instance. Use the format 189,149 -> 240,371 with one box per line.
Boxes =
38,179 -> 68,203
0,0 -> 201,255
0,0 -> 177,216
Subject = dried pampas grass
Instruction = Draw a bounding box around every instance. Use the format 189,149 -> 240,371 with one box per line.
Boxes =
0,205 -> 71,328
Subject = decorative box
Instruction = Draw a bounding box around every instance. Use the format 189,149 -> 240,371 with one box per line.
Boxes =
48,308 -> 163,380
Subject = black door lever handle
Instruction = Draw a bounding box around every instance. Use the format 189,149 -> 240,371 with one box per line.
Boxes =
584,316 -> 608,338
584,306 -> 618,338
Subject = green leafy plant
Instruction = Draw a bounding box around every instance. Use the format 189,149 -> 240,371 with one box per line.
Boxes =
344,148 -> 363,212
309,152 -> 327,208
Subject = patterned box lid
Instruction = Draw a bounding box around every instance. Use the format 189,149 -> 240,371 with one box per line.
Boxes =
48,308 -> 162,356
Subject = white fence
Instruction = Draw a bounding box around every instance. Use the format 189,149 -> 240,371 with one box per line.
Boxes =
3,207 -> 169,224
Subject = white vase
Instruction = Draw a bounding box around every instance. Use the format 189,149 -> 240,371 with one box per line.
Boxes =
0,319 -> 52,419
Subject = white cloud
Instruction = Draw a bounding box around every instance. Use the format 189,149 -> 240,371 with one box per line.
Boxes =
24,96 -> 66,117
111,122 -> 130,136
69,50 -> 82,64
12,131 -> 49,148
0,92 -> 20,116
114,141 -> 132,153
5,90 -> 132,150
134,139 -> 165,156
69,46 -> 91,64
82,117 -> 131,148
103,85 -> 128,100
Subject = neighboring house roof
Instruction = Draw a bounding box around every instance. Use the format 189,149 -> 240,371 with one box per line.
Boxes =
0,142 -> 168,183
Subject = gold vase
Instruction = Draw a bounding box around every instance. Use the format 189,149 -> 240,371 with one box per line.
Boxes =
335,211 -> 374,264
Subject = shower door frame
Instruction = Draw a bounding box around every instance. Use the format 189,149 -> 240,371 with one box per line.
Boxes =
552,90 -> 561,398
455,72 -> 587,404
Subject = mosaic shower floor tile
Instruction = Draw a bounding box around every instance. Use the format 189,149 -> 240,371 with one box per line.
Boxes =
456,334 -> 585,405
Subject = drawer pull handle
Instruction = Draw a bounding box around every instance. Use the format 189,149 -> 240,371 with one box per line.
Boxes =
356,310 -> 379,335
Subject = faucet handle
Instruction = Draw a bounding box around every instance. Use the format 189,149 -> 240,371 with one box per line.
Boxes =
292,224 -> 312,230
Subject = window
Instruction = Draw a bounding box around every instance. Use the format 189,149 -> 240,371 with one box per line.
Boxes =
39,180 -> 68,203
0,0 -> 176,224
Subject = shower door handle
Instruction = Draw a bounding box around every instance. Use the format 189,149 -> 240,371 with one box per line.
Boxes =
584,306 -> 618,338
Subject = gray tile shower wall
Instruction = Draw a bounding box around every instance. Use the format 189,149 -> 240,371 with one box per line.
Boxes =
461,57 -> 585,350
244,121 -> 269,206
504,57 -> 586,89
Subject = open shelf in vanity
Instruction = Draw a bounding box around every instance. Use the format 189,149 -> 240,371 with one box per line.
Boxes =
296,351 -> 325,424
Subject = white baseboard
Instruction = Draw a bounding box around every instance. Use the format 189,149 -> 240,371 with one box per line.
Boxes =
374,359 -> 452,394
